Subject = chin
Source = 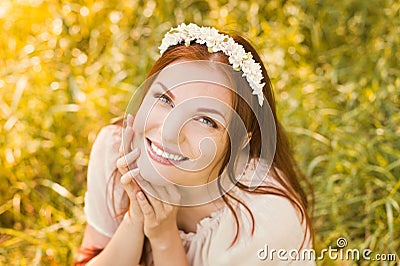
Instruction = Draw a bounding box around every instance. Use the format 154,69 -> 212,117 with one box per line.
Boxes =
136,155 -> 174,186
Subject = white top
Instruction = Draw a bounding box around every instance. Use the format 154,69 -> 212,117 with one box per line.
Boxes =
84,125 -> 316,265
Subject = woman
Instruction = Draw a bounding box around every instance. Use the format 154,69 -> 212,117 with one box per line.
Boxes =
77,23 -> 315,265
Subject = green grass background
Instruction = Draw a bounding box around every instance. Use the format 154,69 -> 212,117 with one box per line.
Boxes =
0,0 -> 399,265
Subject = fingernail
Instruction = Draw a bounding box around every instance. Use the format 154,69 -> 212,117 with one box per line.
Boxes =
137,191 -> 145,200
121,174 -> 129,184
127,114 -> 133,124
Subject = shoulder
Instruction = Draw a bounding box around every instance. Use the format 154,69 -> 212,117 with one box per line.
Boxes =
214,191 -> 306,246
89,125 -> 122,166
84,124 -> 125,237
207,188 -> 311,265
86,124 -> 122,186
248,193 -> 306,246
92,124 -> 122,153
240,161 -> 308,248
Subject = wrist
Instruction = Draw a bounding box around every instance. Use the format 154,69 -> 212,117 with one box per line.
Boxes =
123,212 -> 144,228
149,226 -> 180,250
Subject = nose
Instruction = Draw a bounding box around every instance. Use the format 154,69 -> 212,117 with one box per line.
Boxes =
160,108 -> 187,146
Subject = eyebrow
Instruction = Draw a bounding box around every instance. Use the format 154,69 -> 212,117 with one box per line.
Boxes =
197,107 -> 227,123
155,81 -> 227,123
154,82 -> 175,100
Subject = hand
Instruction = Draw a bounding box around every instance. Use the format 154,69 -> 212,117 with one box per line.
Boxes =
118,114 -> 143,227
120,169 -> 144,227
117,114 -> 140,176
134,174 -> 181,242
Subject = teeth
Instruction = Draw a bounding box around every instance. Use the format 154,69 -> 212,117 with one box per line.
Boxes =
151,142 -> 184,161
155,147 -> 163,156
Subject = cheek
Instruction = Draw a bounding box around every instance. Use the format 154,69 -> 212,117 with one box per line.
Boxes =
183,126 -> 208,154
133,106 -> 147,134
207,134 -> 229,164
133,105 -> 163,135
186,128 -> 227,161
133,91 -> 165,134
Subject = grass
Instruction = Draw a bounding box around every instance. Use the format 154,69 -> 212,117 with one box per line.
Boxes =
0,0 -> 399,265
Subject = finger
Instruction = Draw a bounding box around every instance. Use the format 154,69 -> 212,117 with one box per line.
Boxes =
119,114 -> 135,156
126,114 -> 135,150
137,191 -> 156,220
116,148 -> 140,174
121,169 -> 143,219
147,186 -> 177,219
134,175 -> 165,212
146,189 -> 167,213
125,147 -> 140,166
122,125 -> 134,155
127,193 -> 143,223
116,157 -> 129,174
121,168 -> 141,191
126,113 -> 134,125
150,186 -> 169,205
128,179 -> 143,223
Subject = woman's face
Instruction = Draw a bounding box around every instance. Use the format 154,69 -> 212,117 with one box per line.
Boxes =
132,61 -> 233,186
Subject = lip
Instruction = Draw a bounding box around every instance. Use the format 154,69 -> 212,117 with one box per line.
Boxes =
145,138 -> 188,166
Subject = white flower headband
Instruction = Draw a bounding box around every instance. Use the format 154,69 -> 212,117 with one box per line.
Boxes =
158,23 -> 265,107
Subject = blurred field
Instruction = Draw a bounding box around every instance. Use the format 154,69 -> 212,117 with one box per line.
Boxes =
0,0 -> 399,265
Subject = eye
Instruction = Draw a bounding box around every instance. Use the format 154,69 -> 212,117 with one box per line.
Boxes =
198,117 -> 218,128
155,94 -> 174,107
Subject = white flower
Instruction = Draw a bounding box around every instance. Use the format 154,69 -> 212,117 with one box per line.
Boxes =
159,23 -> 265,107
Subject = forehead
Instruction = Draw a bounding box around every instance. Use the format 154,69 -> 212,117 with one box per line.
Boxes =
153,60 -> 234,104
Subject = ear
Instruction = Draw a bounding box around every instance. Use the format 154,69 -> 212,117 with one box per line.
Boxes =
241,132 -> 252,149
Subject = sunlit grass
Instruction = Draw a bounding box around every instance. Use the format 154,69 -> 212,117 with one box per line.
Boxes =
0,0 -> 399,265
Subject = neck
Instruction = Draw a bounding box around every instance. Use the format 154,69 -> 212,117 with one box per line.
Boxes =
177,178 -> 232,232
176,197 -> 225,234
176,171 -> 234,206
174,173 -> 236,233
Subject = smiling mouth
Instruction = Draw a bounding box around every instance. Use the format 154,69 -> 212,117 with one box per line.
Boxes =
147,138 -> 189,162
